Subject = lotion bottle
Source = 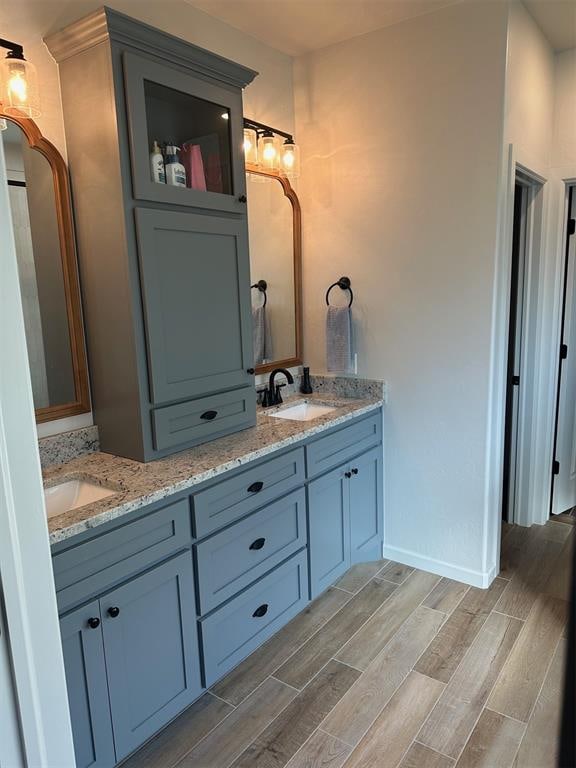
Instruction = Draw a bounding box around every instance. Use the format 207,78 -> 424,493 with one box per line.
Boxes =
150,140 -> 166,183
165,144 -> 187,187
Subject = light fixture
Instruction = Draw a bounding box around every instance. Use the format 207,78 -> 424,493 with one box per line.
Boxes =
0,38 -> 41,118
243,117 -> 300,179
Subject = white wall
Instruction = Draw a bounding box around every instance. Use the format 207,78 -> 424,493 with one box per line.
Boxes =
294,0 -> 509,585
553,48 -> 576,172
0,0 -> 295,435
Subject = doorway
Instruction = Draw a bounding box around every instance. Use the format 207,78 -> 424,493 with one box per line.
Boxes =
502,181 -> 529,523
551,185 -> 576,518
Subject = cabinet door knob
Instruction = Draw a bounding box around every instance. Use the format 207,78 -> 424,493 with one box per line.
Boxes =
249,537 -> 266,551
238,194 -> 247,203
344,471 -> 352,479
351,468 -> 359,475
200,410 -> 218,421
247,481 -> 264,493
247,368 -> 255,375
107,607 -> 120,618
252,603 -> 269,618
87,617 -> 100,629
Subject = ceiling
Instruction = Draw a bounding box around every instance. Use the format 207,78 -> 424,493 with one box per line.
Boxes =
185,0 -> 576,55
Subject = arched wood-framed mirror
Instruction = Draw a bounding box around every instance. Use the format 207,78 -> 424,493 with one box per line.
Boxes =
1,110 -> 90,422
245,163 -> 303,374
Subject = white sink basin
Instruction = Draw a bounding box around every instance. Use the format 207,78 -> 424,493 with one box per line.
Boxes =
44,479 -> 117,519
268,402 -> 336,422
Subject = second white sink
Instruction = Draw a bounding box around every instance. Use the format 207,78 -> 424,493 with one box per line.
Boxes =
44,479 -> 117,519
268,402 -> 336,422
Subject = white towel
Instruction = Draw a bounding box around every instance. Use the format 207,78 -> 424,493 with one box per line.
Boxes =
252,305 -> 272,365
326,305 -> 352,373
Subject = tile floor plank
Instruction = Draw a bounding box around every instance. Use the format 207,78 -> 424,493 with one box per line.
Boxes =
212,587 -> 351,705
120,693 -> 233,768
376,561 -> 414,584
512,639 -> 566,768
176,677 -> 297,768
344,671 -> 445,768
487,596 -> 567,722
284,730 -> 351,768
399,743 -> 455,768
455,709 -> 525,768
275,579 -> 397,689
335,571 -> 440,671
230,661 -> 360,768
418,612 -> 523,759
414,577 -> 508,683
322,605 -> 444,746
334,561 -> 388,594
423,578 -> 469,615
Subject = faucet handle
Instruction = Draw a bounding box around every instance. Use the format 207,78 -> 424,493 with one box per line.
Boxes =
274,383 -> 286,405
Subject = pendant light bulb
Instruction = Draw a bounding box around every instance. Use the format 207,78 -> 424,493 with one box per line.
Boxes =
243,127 -> 258,165
258,131 -> 278,171
1,51 -> 41,118
281,139 -> 300,179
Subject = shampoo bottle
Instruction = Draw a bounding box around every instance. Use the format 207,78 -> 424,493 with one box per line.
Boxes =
165,144 -> 187,188
150,140 -> 166,183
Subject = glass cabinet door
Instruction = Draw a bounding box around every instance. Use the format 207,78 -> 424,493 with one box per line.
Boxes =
123,53 -> 246,213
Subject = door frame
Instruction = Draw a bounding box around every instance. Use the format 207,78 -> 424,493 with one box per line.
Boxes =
0,131 -> 76,766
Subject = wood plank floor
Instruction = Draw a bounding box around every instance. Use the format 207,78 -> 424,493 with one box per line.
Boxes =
122,519 -> 572,768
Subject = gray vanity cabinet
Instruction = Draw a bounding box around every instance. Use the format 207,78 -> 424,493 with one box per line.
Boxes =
350,445 -> 384,564
135,208 -> 254,405
45,9 -> 258,462
60,602 -> 116,768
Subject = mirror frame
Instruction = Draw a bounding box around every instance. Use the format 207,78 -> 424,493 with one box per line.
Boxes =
246,164 -> 303,374
2,110 -> 91,423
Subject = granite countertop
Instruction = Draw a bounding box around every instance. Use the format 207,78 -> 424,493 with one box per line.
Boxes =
45,394 -> 383,545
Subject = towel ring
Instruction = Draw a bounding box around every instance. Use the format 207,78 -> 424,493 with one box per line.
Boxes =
251,279 -> 268,307
326,276 -> 353,307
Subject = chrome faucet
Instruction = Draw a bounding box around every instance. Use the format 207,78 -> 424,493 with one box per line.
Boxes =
260,368 -> 294,407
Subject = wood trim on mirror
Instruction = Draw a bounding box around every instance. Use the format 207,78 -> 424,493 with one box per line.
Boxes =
245,164 -> 303,375
1,111 -> 91,423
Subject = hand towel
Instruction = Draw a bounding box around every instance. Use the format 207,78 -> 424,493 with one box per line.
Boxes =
252,304 -> 273,365
180,144 -> 207,191
326,305 -> 352,373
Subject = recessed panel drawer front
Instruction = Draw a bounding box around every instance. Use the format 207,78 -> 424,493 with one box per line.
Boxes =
53,498 -> 192,613
306,413 -> 382,478
195,489 -> 306,614
199,550 -> 309,686
152,387 -> 256,451
193,447 -> 305,538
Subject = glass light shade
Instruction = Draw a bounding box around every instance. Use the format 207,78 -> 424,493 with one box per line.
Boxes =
243,128 -> 258,165
280,141 -> 300,179
258,133 -> 279,171
1,57 -> 40,118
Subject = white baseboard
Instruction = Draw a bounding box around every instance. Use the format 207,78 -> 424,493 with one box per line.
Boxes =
382,544 -> 497,588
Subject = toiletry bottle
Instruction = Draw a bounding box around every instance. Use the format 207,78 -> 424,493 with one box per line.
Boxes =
150,140 -> 166,183
165,144 -> 187,188
300,366 -> 313,394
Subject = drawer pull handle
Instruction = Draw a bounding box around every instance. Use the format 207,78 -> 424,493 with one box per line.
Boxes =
107,607 -> 120,618
252,603 -> 269,618
87,617 -> 100,629
200,410 -> 218,421
345,471 -> 352,479
248,481 -> 264,493
351,468 -> 359,475
249,537 -> 266,551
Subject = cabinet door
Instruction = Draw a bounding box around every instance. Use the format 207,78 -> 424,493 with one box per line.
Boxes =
308,465 -> 350,598
101,552 -> 202,761
349,446 -> 383,564
123,52 -> 246,214
60,602 -> 115,768
136,207 -> 254,405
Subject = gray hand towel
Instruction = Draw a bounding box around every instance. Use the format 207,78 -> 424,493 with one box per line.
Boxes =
326,305 -> 352,373
252,304 -> 273,365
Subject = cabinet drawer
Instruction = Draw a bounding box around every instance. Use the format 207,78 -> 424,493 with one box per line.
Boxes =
306,413 -> 382,478
152,388 -> 256,451
193,447 -> 305,538
200,550 -> 308,686
53,498 -> 191,613
195,489 -> 306,614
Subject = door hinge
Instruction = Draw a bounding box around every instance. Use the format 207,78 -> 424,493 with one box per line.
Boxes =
553,460 -> 560,476
568,218 -> 575,237
561,343 -> 568,360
